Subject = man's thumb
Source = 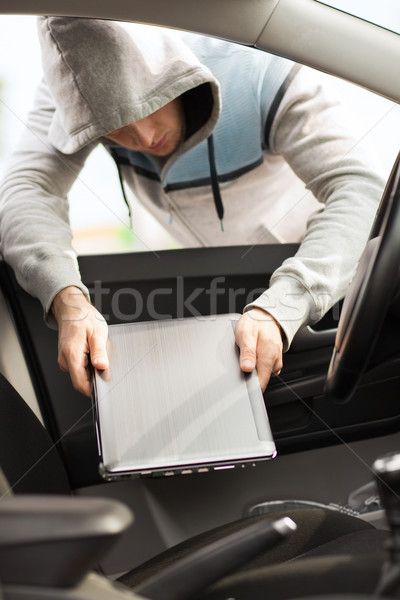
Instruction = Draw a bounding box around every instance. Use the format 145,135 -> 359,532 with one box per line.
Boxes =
240,348 -> 256,372
90,337 -> 109,370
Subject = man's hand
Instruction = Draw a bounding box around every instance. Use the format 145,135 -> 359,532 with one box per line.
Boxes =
235,308 -> 283,392
51,287 -> 109,397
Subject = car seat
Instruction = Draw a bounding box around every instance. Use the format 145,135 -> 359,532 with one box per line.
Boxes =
0,372 -> 388,600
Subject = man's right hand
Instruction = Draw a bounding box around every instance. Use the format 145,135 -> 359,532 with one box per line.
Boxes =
51,287 -> 109,397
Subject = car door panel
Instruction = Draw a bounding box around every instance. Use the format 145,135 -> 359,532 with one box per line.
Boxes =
1,244 -> 400,490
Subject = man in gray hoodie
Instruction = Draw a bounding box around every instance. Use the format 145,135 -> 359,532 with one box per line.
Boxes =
0,17 -> 385,396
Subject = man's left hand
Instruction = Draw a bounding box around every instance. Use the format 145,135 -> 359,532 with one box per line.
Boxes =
235,308 -> 283,392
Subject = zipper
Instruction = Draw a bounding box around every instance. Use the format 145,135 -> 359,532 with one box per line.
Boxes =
161,186 -> 206,246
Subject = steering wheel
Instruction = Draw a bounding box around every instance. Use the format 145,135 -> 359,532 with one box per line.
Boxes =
325,150 -> 400,403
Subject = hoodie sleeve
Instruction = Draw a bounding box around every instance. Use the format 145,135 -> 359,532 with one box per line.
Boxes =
245,67 -> 386,349
0,79 -> 95,326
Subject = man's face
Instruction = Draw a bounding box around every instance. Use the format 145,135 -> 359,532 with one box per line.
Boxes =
105,98 -> 184,157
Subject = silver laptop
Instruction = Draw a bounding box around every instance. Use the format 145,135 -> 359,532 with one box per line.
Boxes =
93,314 -> 276,479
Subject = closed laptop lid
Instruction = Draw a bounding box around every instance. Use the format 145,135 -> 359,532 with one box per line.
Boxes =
93,314 -> 276,478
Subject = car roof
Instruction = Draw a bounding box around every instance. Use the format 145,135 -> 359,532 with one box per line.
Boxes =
1,0 -> 400,103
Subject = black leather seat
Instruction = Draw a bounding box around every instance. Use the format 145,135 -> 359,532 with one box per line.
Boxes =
0,372 -> 388,600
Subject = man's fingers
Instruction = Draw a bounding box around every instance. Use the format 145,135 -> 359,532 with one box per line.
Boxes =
255,325 -> 283,390
69,358 -> 93,397
239,346 -> 257,372
58,346 -> 92,396
52,289 -> 109,396
57,354 -> 69,373
89,332 -> 109,370
255,348 -> 283,391
235,322 -> 257,372
235,309 -> 284,392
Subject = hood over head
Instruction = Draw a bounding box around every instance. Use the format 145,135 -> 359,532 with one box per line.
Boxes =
37,17 -> 221,154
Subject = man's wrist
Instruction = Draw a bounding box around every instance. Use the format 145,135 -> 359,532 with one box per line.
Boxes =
245,306 -> 285,344
51,286 -> 89,323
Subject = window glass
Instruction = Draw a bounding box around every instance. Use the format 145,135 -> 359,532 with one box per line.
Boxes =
1,15 -> 400,255
316,0 -> 400,35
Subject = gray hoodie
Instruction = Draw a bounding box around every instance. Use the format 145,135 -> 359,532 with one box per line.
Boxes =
0,17 -> 386,347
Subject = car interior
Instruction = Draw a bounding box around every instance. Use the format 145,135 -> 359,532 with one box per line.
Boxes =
1,1 -> 400,599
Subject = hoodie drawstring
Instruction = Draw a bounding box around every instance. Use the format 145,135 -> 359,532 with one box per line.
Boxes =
110,148 -> 132,224
207,135 -> 224,231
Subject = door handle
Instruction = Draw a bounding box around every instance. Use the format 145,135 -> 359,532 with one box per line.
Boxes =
290,326 -> 337,352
